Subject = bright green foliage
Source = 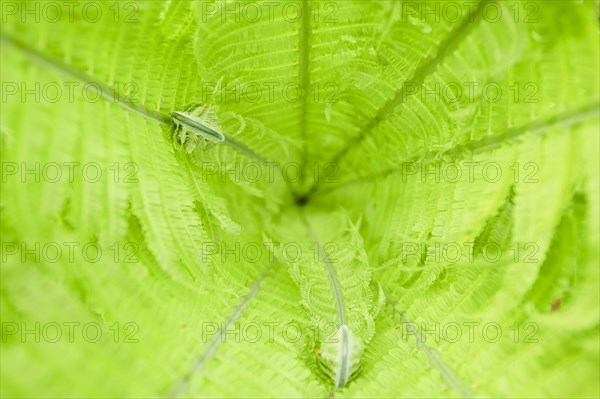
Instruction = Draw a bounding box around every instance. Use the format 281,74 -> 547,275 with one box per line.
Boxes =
0,0 -> 599,398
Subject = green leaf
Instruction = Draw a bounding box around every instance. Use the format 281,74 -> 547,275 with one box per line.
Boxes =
1,0 -> 598,398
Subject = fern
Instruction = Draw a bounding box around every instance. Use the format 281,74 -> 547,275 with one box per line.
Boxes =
1,0 -> 598,398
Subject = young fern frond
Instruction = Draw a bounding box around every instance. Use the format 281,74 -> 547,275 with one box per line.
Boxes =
303,214 -> 357,388
171,103 -> 225,153
317,325 -> 363,389
268,209 -> 384,389
1,0 -> 599,397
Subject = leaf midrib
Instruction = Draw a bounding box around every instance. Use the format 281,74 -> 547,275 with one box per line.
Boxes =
302,0 -> 492,198
313,102 -> 600,198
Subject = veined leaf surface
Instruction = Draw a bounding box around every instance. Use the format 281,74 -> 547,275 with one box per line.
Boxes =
1,1 -> 598,397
